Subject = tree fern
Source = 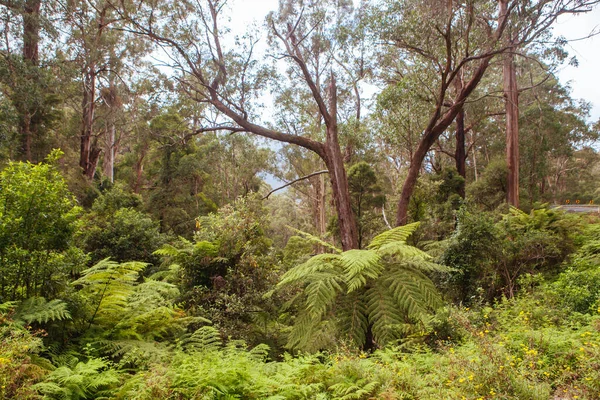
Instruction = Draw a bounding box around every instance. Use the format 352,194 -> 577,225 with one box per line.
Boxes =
277,222 -> 447,350
72,259 -> 146,330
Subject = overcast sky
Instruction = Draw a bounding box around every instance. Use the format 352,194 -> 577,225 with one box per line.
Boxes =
229,0 -> 600,122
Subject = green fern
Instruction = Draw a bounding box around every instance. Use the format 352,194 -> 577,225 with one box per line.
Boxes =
12,297 -> 71,325
34,357 -> 120,400
72,259 -> 147,329
277,223 -> 447,350
180,326 -> 223,352
287,226 -> 342,254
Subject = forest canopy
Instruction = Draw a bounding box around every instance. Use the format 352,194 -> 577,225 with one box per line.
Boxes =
1,0 -> 600,399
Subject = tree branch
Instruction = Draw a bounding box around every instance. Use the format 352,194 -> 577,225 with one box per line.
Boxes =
263,170 -> 329,199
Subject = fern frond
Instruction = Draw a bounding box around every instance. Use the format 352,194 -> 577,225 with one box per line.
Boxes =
368,222 -> 420,249
287,226 -> 342,253
248,343 -> 270,361
13,297 -> 71,324
340,250 -> 383,293
181,326 -> 222,353
339,292 -> 369,347
366,283 -> 405,345
330,378 -> 380,399
384,268 -> 443,317
152,243 -> 182,257
286,312 -> 336,351
278,253 -> 341,287
304,272 -> 343,318
0,301 -> 18,314
376,241 -> 431,260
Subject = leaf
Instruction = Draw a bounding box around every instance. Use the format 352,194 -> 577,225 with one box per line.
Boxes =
368,222 -> 420,249
278,253 -> 341,287
304,272 -> 343,318
287,226 -> 342,253
340,250 -> 383,293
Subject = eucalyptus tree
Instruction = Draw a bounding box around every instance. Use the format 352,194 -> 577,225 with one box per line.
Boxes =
119,0 -> 374,250
0,0 -> 61,161
371,0 -> 599,225
64,0 -> 151,180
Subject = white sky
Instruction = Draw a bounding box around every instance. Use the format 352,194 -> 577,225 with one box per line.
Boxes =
553,7 -> 600,121
229,0 -> 600,122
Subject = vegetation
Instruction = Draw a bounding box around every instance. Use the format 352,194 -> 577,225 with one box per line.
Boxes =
1,0 -> 600,398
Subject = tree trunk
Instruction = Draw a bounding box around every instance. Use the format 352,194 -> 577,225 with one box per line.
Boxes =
18,0 -> 41,161
324,76 -> 359,251
455,108 -> 466,198
103,123 -> 115,182
80,66 -> 102,180
22,0 -> 40,64
471,130 -> 478,182
504,39 -> 519,207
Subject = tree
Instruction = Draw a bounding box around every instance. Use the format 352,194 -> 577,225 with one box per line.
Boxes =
0,0 -> 61,161
120,0 -> 366,250
275,223 -> 445,351
372,0 -> 599,225
0,150 -> 84,301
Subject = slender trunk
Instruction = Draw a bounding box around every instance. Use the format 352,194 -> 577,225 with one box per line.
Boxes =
80,66 -> 101,179
325,75 -> 358,251
18,0 -> 41,161
455,108 -> 466,198
103,123 -> 115,182
20,114 -> 33,161
471,131 -> 478,181
504,39 -> 519,207
133,144 -> 147,193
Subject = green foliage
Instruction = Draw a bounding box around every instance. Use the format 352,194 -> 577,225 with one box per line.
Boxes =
34,357 -> 120,400
277,222 -> 447,351
443,206 -> 579,301
442,208 -> 501,303
0,151 -> 83,300
467,158 -> 508,211
550,232 -> 600,314
73,259 -> 148,330
497,207 -> 579,297
154,196 -> 283,347
0,312 -> 47,399
77,184 -> 166,265
11,297 -> 71,325
347,162 -> 386,248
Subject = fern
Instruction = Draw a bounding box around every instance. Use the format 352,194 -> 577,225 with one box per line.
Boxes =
341,250 -> 383,292
277,222 -> 447,350
367,222 -> 420,249
73,259 -> 147,330
287,226 -> 342,254
34,357 -> 120,400
12,297 -> 71,325
180,326 -> 222,352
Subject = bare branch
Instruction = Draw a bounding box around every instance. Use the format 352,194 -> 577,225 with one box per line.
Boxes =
263,170 -> 329,199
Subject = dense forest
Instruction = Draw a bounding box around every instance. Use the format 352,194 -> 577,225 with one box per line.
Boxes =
1,0 -> 600,399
